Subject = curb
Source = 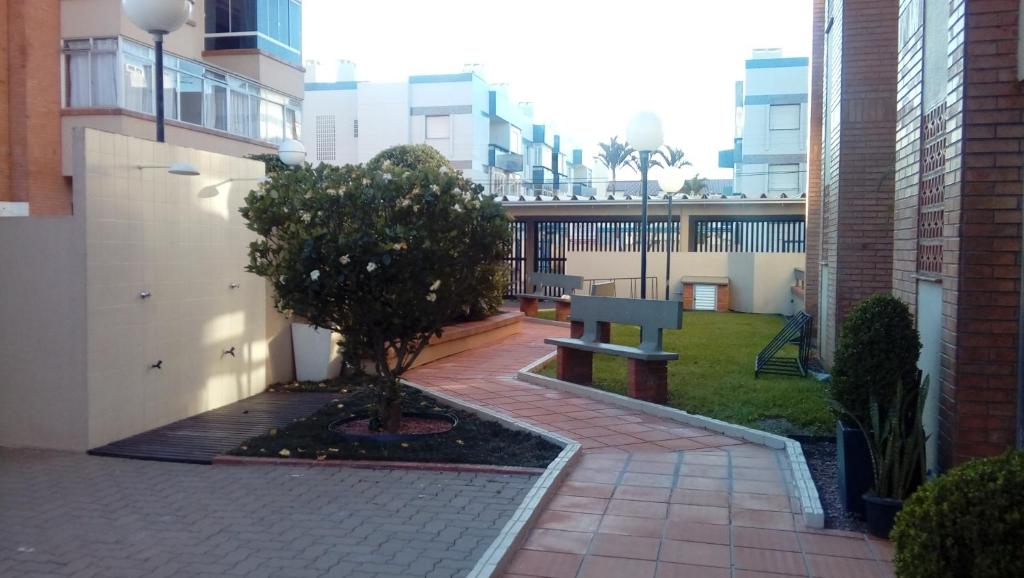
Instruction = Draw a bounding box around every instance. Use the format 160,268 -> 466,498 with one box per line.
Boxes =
522,316 -> 571,328
212,455 -> 546,476
401,379 -> 582,578
516,351 -> 825,529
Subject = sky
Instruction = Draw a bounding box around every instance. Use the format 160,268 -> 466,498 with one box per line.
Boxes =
302,0 -> 812,180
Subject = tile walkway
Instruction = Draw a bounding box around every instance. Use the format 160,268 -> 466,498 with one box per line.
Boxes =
407,322 -> 894,578
0,449 -> 534,578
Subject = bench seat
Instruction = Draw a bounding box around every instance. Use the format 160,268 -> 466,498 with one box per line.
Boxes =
516,293 -> 571,303
545,337 -> 678,361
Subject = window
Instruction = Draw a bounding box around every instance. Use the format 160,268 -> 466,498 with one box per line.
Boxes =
316,115 -> 336,161
768,164 -> 800,192
353,119 -> 359,138
769,104 -> 801,130
64,36 -> 301,144
64,38 -> 118,107
206,0 -> 301,65
509,126 -> 522,155
425,115 -> 450,139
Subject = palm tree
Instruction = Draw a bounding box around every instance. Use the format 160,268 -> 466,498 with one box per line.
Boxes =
595,136 -> 635,197
683,173 -> 710,196
651,146 -> 690,170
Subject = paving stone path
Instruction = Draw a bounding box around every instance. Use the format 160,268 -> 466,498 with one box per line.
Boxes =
0,449 -> 535,578
407,322 -> 896,578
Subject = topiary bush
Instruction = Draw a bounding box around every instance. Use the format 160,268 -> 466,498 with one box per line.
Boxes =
892,451 -> 1024,578
241,145 -> 510,431
830,293 -> 920,426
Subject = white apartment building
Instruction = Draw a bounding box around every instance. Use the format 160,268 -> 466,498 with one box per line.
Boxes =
720,50 -> 810,198
302,66 -> 593,196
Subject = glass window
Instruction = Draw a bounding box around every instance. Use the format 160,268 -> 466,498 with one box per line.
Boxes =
163,69 -> 178,121
288,0 -> 301,50
123,55 -> 153,113
426,115 -> 450,139
768,164 -> 800,192
209,0 -> 230,33
509,126 -> 522,155
231,0 -> 257,32
65,51 -> 91,107
261,99 -> 284,143
285,107 -> 301,140
769,104 -> 801,130
229,89 -> 251,137
179,73 -> 204,125
205,81 -> 228,131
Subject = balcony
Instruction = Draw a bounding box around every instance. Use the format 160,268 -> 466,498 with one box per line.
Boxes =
489,145 -> 524,172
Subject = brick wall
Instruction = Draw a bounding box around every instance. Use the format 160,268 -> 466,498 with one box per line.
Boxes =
1,0 -> 69,214
945,0 -> 1021,464
818,0 -> 899,367
805,0 -> 827,341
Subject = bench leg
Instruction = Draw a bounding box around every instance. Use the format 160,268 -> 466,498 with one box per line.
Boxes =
628,359 -> 668,404
571,321 -> 611,343
554,301 -> 571,322
519,297 -> 539,317
557,346 -> 592,384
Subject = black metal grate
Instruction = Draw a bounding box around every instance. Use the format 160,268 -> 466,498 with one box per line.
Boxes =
691,216 -> 806,253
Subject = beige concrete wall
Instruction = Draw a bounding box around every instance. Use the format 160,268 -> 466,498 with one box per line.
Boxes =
563,250 -> 804,315
61,113 -> 277,176
203,52 -> 305,99
79,128 -> 284,447
0,215 -> 88,450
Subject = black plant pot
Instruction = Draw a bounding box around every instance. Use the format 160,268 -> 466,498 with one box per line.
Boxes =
836,421 -> 873,516
862,492 -> 902,539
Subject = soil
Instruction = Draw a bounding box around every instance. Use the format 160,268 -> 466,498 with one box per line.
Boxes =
796,436 -> 866,532
335,415 -> 455,436
234,377 -> 562,468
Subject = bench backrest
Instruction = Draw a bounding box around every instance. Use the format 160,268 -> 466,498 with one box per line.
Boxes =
527,272 -> 584,294
571,295 -> 683,352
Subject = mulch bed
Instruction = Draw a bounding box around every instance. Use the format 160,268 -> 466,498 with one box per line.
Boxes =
230,377 -> 562,468
795,436 -> 867,532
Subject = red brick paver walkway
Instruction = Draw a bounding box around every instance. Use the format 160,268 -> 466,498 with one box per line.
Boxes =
407,322 -> 894,578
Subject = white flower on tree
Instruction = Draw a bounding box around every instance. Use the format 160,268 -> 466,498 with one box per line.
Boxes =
310,270 -> 320,281
430,279 -> 442,291
339,255 -> 351,265
366,262 -> 377,272
426,292 -> 437,302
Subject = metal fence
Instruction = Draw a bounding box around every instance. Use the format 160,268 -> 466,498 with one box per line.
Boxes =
690,216 -> 805,253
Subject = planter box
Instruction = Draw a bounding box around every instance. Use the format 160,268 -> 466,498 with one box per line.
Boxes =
837,421 -> 873,517
406,311 -> 524,369
291,323 -> 342,382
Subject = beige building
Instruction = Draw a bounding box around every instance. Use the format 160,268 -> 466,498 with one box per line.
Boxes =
0,0 -> 302,450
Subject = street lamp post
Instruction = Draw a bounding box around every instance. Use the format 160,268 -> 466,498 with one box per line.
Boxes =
123,1 -> 193,143
278,139 -> 307,167
626,112 -> 664,299
656,166 -> 694,300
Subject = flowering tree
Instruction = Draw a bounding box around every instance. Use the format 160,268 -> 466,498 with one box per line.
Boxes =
241,145 -> 510,431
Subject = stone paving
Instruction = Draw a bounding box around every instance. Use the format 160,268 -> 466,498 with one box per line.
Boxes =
0,449 -> 535,578
407,322 -> 896,578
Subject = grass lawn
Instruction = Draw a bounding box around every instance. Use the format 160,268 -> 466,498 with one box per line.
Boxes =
535,309 -> 832,436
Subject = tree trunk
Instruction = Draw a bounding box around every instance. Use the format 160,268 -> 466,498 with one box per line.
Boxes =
377,378 -> 403,433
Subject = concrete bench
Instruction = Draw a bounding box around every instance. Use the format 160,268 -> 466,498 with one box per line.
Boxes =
544,295 -> 683,403
517,272 -> 584,321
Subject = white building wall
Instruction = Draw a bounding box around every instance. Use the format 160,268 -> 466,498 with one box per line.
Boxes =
357,83 -> 410,163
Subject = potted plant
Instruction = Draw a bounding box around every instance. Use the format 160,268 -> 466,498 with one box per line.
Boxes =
833,372 -> 927,538
829,294 -> 921,515
241,144 -> 509,432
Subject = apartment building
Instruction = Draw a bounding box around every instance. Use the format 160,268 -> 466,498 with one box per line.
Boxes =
302,67 -> 594,196
806,0 -> 1024,468
720,50 -> 810,199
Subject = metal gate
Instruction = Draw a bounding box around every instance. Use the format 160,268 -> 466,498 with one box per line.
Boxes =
504,220 -> 528,297
534,221 -> 567,296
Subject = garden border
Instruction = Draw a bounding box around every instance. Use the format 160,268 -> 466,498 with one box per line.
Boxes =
517,350 -> 825,529
213,455 -> 545,476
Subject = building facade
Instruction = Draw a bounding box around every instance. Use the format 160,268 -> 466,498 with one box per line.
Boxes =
59,0 -> 304,182
303,67 -> 593,196
806,0 -> 1024,468
720,50 -> 810,199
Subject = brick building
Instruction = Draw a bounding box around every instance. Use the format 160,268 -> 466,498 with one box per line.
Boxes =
807,0 -> 1024,469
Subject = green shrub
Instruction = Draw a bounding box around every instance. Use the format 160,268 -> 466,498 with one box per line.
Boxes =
830,294 -> 920,426
241,145 -> 510,430
892,451 -> 1024,578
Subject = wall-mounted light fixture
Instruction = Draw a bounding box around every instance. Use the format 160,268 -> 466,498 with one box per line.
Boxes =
136,162 -> 201,176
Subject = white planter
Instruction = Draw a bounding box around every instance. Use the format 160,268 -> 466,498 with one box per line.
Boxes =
290,323 -> 342,382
